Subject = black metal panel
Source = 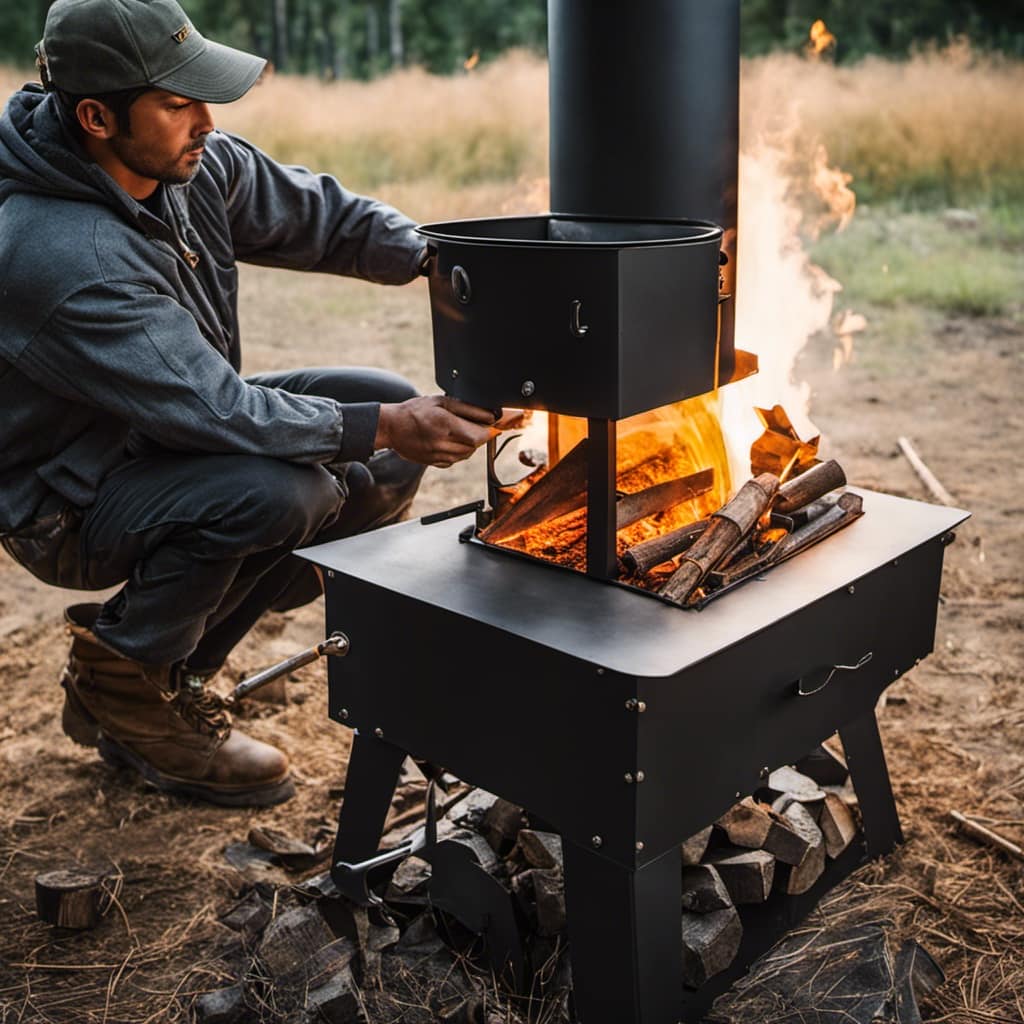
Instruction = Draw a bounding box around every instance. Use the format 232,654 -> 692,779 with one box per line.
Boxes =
632,533 -> 947,860
322,583 -> 642,868
420,215 -> 721,419
586,419 -> 617,578
548,0 -> 740,378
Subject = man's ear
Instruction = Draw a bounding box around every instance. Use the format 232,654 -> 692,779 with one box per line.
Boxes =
76,99 -> 118,140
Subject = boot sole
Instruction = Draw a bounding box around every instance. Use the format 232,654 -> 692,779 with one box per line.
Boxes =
97,735 -> 296,808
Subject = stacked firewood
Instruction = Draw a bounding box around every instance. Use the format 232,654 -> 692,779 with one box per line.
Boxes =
678,743 -> 859,988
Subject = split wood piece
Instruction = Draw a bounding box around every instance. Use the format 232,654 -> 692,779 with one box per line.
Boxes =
706,847 -> 776,904
445,788 -> 500,831
517,829 -> 563,871
480,439 -> 589,543
898,436 -> 957,507
680,864 -> 732,914
767,766 -> 828,805
777,802 -> 826,895
511,867 -> 566,936
257,903 -> 342,982
192,984 -> 246,1024
219,888 -> 272,939
481,798 -> 525,856
384,854 -> 432,900
774,459 -> 847,515
306,964 -> 364,1024
774,492 -> 864,561
716,797 -> 814,867
950,810 -> 1024,861
34,868 -> 117,930
615,469 -> 715,531
443,828 -> 501,875
623,521 -> 707,575
820,792 -> 859,859
795,744 -> 849,787
680,826 -> 714,866
660,473 -> 780,605
680,905 -> 743,989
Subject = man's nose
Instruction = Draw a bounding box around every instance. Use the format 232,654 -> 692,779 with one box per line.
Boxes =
193,102 -> 215,136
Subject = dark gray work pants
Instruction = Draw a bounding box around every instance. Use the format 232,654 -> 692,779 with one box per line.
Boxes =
76,367 -> 424,670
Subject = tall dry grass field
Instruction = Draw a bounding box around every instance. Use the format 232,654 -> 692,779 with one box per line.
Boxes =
2,45 -> 1021,212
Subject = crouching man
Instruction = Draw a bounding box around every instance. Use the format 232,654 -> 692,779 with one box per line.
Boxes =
0,0 -> 496,806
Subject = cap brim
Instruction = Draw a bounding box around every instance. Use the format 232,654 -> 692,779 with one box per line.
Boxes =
154,39 -> 266,104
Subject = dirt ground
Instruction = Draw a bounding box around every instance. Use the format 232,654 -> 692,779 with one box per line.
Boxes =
0,245 -> 1021,1022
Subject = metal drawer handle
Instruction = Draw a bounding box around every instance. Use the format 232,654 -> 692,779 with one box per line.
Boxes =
570,298 -> 589,337
796,651 -> 873,697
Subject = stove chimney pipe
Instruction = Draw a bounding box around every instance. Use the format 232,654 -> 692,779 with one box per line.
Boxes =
548,0 -> 740,380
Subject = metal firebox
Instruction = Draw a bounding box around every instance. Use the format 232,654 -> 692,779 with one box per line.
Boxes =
302,493 -> 966,1021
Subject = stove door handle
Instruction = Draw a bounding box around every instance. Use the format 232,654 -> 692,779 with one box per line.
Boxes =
796,651 -> 873,697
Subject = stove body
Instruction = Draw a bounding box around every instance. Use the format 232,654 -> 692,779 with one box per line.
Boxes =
299,2 -> 970,1020
302,493 -> 965,1022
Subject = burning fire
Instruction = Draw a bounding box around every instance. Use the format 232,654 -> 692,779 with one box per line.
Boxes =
464,51 -> 481,72
807,19 -> 836,59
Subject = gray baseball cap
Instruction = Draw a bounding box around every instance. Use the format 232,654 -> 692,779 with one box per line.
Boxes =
38,0 -> 267,102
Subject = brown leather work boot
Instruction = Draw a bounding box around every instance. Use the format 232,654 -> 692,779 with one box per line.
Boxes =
61,604 -> 295,807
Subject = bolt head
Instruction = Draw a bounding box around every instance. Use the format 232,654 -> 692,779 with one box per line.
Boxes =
591,835 -> 603,848
847,584 -> 856,594
521,380 -> 536,397
760,766 -> 770,779
635,770 -> 646,783
635,841 -> 645,852
340,708 -> 349,720
451,369 -> 459,379
373,727 -> 384,739
637,701 -> 647,713
624,772 -> 634,784
625,698 -> 637,711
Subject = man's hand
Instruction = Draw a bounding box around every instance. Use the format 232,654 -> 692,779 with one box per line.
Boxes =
375,396 -> 497,468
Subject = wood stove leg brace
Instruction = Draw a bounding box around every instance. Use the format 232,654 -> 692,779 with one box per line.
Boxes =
587,418 -> 618,580
563,842 -> 684,1024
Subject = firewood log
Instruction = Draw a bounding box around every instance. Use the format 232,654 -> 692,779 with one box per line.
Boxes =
716,797 -> 812,867
615,469 -> 714,530
34,868 -> 116,930
681,826 -> 714,866
820,793 -> 858,859
623,521 -> 707,575
660,474 -> 779,605
706,847 -> 776,904
795,744 -> 849,787
680,906 -> 742,989
777,802 -> 826,895
517,829 -> 563,871
481,798 -> 525,856
680,864 -> 733,914
774,459 -> 847,515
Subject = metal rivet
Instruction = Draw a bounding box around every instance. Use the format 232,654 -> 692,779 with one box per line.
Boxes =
625,698 -> 637,711
893,669 -> 900,678
596,667 -> 605,676
373,727 -> 384,739
451,369 -> 459,379
735,791 -> 741,799
635,770 -> 646,783
759,766 -> 770,780
847,585 -> 856,595
591,835 -> 603,848
637,701 -> 647,713
521,380 -> 536,397
893,558 -> 900,566
624,772 -> 634,784
327,570 -> 335,578
340,708 -> 349,720
635,841 -> 645,852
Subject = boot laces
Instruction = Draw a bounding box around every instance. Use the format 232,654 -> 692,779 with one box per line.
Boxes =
173,673 -> 231,737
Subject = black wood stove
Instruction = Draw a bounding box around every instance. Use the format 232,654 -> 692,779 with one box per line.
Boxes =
299,3 -> 969,1021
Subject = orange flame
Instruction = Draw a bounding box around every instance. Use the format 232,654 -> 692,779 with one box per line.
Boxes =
807,19 -> 836,59
464,51 -> 480,72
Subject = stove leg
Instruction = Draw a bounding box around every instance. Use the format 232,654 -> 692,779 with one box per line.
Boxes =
330,730 -> 407,895
563,843 -> 683,1024
839,710 -> 904,858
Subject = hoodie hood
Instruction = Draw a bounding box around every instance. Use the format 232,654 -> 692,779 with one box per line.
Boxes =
0,86 -> 163,234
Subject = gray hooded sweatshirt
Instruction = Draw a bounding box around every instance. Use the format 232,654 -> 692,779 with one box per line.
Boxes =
0,85 -> 424,534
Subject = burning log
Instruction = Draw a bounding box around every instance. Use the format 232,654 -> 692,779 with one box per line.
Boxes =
481,440 -> 589,543
774,459 -> 847,515
623,521 -> 707,575
614,469 -> 714,530
660,474 -> 779,606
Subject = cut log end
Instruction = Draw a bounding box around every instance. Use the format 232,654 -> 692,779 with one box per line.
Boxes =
35,868 -> 115,930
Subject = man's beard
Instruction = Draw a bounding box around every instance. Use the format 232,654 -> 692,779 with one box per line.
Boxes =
110,133 -> 210,185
